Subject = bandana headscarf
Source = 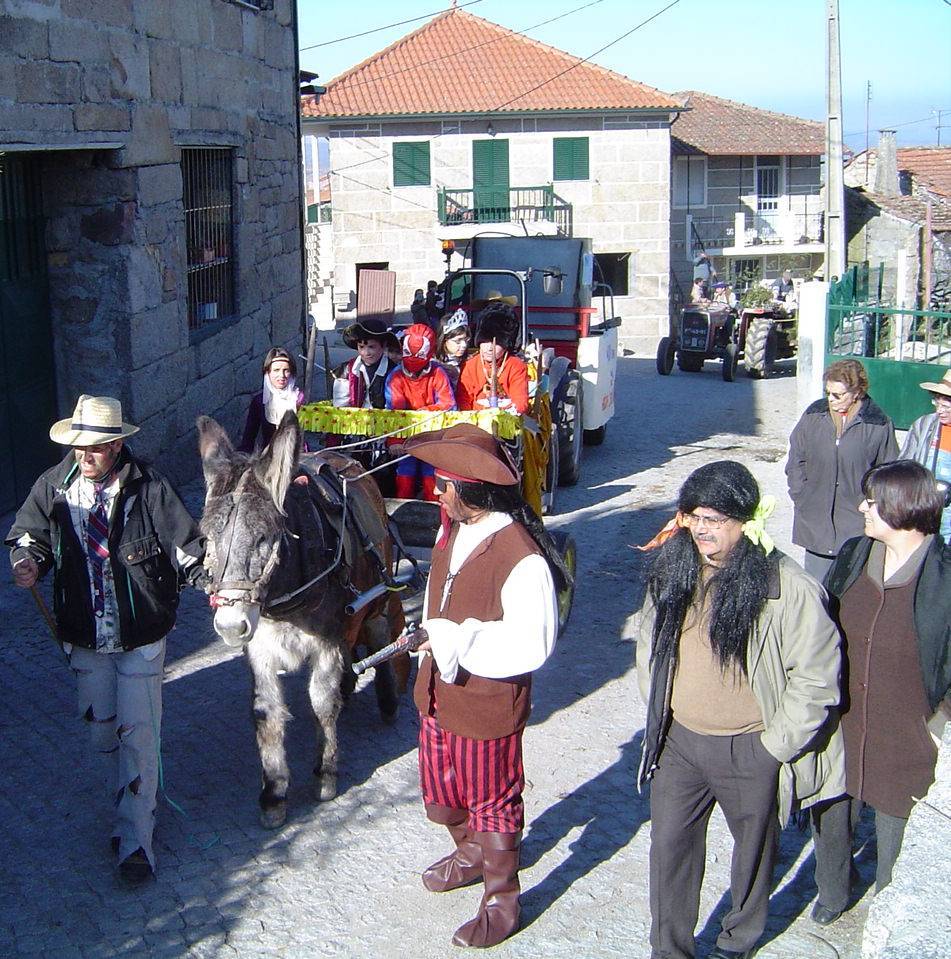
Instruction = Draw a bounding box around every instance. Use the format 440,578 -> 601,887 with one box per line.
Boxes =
263,373 -> 298,426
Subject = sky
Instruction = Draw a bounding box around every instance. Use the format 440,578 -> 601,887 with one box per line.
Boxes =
297,0 -> 951,150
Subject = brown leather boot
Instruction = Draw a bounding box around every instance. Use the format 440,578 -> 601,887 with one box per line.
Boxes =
451,831 -> 521,948
422,805 -> 483,892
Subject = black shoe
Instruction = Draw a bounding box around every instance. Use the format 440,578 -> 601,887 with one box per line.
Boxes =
708,949 -> 755,959
811,902 -> 843,926
118,847 -> 153,885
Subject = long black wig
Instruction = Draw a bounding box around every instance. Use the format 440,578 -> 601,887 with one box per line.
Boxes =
452,480 -> 573,593
647,461 -> 775,675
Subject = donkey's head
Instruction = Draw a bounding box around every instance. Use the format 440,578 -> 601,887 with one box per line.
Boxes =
197,412 -> 301,646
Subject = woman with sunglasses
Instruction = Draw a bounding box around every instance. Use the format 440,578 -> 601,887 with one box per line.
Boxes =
809,460 -> 951,925
786,359 -> 898,579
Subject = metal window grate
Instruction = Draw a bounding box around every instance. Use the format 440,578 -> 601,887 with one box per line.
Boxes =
0,156 -> 46,284
182,148 -> 235,333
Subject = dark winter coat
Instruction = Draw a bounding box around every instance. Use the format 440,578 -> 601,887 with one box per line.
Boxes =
786,396 -> 897,555
6,449 -> 206,651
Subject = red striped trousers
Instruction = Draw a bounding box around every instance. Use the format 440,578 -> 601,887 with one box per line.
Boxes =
418,714 -> 525,833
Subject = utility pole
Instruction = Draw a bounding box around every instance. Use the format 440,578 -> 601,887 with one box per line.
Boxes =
864,81 -> 871,185
825,0 -> 846,281
935,109 -> 949,147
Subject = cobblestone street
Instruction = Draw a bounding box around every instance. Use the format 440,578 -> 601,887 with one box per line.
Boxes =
1,352 -> 873,958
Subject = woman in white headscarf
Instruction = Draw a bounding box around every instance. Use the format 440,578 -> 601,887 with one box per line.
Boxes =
238,347 -> 304,453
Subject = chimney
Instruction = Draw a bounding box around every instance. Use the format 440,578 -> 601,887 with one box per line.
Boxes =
874,129 -> 899,197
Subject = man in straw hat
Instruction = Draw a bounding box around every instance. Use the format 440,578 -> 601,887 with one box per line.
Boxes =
900,368 -> 951,541
6,395 -> 206,884
635,461 -> 845,959
402,424 -> 572,947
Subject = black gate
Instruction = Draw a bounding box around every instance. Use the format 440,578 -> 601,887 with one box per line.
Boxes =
0,154 -> 59,514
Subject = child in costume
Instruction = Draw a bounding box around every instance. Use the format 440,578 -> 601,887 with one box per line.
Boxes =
456,303 -> 530,415
331,318 -> 400,409
435,308 -> 471,390
385,323 -> 456,500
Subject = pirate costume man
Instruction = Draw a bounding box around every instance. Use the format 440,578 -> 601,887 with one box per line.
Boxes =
7,396 -> 206,884
404,424 -> 571,947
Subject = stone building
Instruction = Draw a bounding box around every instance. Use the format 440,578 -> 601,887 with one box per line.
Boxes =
0,0 -> 305,510
301,7 -> 682,342
669,91 -> 825,307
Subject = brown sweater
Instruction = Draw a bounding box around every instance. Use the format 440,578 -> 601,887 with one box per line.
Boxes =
414,522 -> 539,740
839,539 -> 938,818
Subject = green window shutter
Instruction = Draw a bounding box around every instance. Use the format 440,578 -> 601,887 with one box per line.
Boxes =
393,142 -> 430,187
473,139 -> 510,216
553,137 -> 589,181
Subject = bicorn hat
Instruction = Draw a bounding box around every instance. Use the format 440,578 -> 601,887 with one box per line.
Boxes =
49,395 -> 140,447
404,424 -> 520,486
919,369 -> 951,399
342,317 -> 400,352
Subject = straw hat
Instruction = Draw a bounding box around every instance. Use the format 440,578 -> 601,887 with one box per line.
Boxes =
404,424 -> 520,486
919,369 -> 951,399
49,395 -> 140,446
472,289 -> 518,308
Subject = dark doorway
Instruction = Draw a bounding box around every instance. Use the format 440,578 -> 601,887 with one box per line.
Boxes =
0,154 -> 59,513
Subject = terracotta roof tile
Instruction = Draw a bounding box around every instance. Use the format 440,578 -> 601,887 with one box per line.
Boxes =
895,147 -> 951,197
671,91 -> 824,157
852,187 -> 951,231
302,8 -> 681,118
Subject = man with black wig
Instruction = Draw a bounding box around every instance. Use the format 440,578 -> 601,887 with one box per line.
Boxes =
403,423 -> 572,948
636,461 -> 845,959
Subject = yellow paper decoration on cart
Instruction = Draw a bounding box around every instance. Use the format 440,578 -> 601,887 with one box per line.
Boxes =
298,403 -> 523,441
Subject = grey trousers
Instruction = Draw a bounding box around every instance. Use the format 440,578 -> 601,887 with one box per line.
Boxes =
649,721 -> 781,959
69,642 -> 165,869
811,795 -> 908,911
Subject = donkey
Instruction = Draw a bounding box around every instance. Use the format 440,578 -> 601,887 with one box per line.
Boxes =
197,412 -> 407,828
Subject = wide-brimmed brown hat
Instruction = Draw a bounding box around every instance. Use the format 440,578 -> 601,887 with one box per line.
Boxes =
49,395 -> 140,446
919,369 -> 951,398
342,317 -> 400,352
404,424 -> 520,485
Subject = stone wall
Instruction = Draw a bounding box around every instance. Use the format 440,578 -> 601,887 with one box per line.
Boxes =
309,113 -> 672,341
0,0 -> 303,483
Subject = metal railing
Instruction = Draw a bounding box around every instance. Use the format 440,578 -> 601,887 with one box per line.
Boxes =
437,185 -> 572,235
747,210 -> 823,246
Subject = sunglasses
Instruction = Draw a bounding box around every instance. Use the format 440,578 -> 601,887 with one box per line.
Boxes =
432,477 -> 453,495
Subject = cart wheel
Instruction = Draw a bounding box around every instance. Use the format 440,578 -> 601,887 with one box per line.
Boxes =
583,424 -> 606,446
549,530 -> 577,631
656,336 -> 675,375
557,371 -> 582,487
722,342 -> 738,382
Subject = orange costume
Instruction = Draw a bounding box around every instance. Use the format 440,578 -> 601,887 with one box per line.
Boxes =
456,353 -> 530,415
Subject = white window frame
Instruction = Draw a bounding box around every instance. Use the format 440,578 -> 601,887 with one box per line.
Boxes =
672,155 -> 707,209
754,156 -> 785,212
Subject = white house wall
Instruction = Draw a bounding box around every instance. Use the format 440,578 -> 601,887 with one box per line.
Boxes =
314,114 -> 671,340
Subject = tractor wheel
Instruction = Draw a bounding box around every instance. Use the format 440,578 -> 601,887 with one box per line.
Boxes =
745,316 -> 778,379
549,530 -> 577,632
678,353 -> 704,373
557,371 -> 583,487
722,342 -> 738,382
656,336 -> 675,375
583,424 -> 606,446
541,422 -> 559,515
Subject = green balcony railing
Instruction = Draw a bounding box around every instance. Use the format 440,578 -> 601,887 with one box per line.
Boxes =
437,185 -> 572,236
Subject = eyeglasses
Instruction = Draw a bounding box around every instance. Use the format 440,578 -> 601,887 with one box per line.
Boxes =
682,512 -> 731,530
932,397 -> 951,409
862,496 -> 876,506
825,389 -> 852,401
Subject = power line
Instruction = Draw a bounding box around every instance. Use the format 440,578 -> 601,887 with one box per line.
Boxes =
299,1 -> 484,52
843,112 -> 949,139
491,0 -> 681,112
319,0 -> 609,96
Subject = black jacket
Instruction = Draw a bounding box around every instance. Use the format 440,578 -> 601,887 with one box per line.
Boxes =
6,449 -> 206,651
786,396 -> 897,555
824,535 -> 951,714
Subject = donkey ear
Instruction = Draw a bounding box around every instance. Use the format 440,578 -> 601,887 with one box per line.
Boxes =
196,416 -> 235,494
255,410 -> 301,514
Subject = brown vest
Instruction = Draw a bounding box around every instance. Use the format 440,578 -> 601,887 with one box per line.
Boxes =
414,521 -> 539,740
